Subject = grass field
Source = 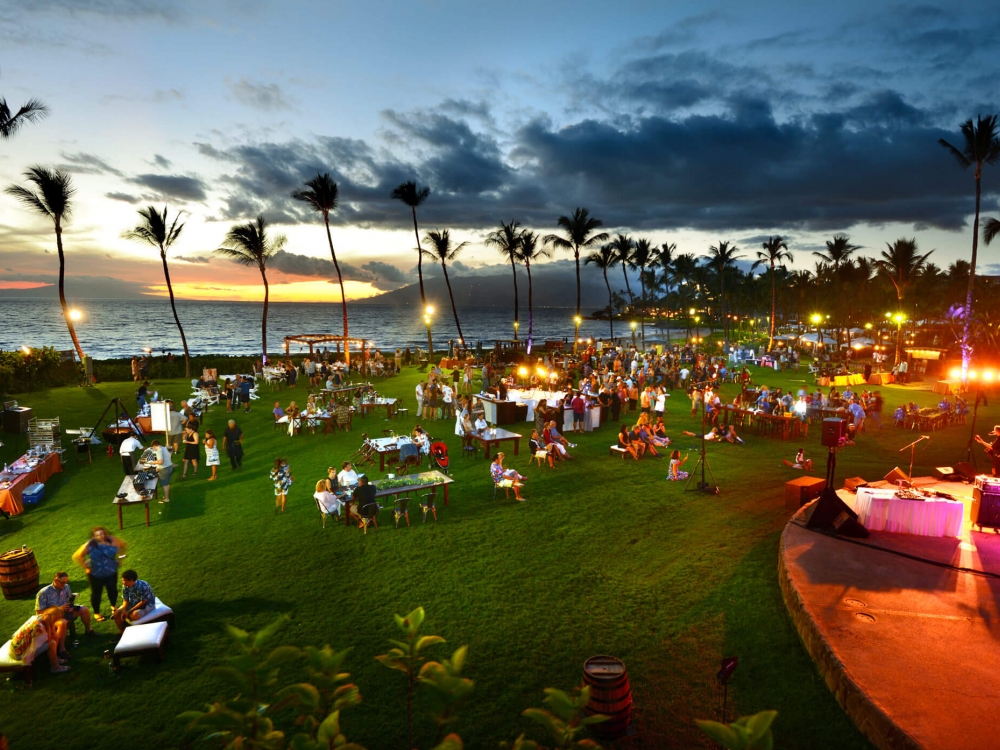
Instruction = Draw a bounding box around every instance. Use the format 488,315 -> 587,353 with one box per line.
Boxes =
0,363 -> 988,749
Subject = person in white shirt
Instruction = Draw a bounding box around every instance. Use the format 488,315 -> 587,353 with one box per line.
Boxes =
313,479 -> 342,519
474,415 -> 488,432
165,401 -> 183,454
336,461 -> 359,487
415,382 -> 424,414
148,439 -> 173,503
441,384 -> 454,418
119,434 -> 144,476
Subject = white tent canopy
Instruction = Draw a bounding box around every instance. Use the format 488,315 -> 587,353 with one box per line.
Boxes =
842,337 -> 875,349
798,332 -> 837,345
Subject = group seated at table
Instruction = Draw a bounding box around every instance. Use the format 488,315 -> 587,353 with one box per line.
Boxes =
529,429 -> 561,467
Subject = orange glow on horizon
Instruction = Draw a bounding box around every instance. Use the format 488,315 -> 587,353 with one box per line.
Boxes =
144,279 -> 385,302
0,281 -> 52,290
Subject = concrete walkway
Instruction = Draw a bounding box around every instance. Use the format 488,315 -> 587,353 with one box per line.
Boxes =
779,479 -> 1000,750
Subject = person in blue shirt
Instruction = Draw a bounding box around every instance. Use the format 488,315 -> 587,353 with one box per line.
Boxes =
72,527 -> 128,623
113,569 -> 156,632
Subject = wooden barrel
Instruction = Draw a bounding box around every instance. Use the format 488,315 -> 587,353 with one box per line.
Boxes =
583,655 -> 632,739
0,547 -> 40,600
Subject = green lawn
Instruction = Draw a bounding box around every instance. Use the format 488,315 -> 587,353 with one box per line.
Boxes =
0,364 -> 986,749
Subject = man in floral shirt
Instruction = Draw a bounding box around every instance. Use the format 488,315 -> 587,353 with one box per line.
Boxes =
35,571 -> 96,636
112,569 -> 155,633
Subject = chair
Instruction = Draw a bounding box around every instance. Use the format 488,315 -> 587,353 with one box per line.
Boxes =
393,496 -> 410,528
315,494 -> 341,528
130,597 -> 175,629
0,634 -> 48,684
462,434 -> 480,459
419,491 -> 437,523
493,480 -> 511,501
358,502 -> 379,534
533,448 -> 549,467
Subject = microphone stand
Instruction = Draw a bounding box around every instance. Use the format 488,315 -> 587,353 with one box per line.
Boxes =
899,435 -> 930,481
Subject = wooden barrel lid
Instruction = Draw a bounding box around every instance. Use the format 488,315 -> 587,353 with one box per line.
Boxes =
0,548 -> 33,562
583,655 -> 626,679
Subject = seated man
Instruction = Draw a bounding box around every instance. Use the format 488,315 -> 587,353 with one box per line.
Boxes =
337,461 -> 359,487
273,401 -> 289,424
474,414 -> 488,433
112,569 -> 155,633
529,429 -> 559,467
36,571 -> 96,637
543,420 -> 574,459
638,422 -> 669,449
353,474 -> 379,522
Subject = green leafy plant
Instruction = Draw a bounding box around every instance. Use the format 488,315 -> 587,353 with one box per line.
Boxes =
695,710 -> 778,750
375,606 -> 446,750
501,687 -> 606,750
419,644 -> 475,744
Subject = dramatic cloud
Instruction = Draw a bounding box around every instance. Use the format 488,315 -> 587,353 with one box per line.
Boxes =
105,191 -> 140,203
127,173 -> 208,202
58,151 -> 123,176
266,250 -> 409,290
151,154 -> 171,169
174,254 -> 210,264
227,78 -> 294,112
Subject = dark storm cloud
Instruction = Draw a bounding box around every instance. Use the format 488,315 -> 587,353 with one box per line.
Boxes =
127,174 -> 208,202
174,254 -> 209,264
267,250 -> 408,290
152,154 -> 171,169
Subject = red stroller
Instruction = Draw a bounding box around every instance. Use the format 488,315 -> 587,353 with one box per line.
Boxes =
430,441 -> 450,474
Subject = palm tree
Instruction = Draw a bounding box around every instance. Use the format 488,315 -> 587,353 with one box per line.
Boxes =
292,173 -> 350,364
391,181 -> 433,354
215,215 -> 285,363
651,242 -> 677,344
751,236 -> 792,352
705,240 -> 744,351
422,229 -> 468,347
940,115 -> 1000,377
609,234 -> 636,343
0,72 -> 47,139
630,238 -> 655,348
516,230 -> 550,355
876,238 -> 933,366
5,166 -> 85,363
484,219 -> 522,341
585,244 -> 618,340
813,235 -> 860,270
543,208 -> 609,351
122,206 -> 191,377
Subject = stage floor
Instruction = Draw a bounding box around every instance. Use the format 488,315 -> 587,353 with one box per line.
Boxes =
780,477 -> 1000,750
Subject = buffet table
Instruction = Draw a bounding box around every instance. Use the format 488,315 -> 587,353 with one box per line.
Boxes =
506,389 -> 565,422
818,373 -> 866,387
854,487 -> 964,538
561,404 -> 602,433
0,453 -> 63,517
867,373 -> 894,385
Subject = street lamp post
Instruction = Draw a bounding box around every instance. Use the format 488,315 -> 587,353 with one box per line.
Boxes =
630,320 -> 637,348
810,314 -> 823,361
21,346 -> 32,393
573,315 -> 582,354
891,312 -> 905,367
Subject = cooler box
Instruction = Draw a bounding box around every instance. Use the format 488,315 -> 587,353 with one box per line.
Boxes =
22,482 -> 45,505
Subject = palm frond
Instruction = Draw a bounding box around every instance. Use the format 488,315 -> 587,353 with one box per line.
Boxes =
939,138 -> 972,169
0,96 -> 48,139
3,183 -> 50,218
984,217 -> 1000,246
391,180 -> 430,208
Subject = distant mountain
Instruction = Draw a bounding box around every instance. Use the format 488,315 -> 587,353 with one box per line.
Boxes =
355,264 -> 619,310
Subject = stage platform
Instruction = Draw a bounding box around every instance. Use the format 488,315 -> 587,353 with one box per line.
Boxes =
779,477 -> 1000,750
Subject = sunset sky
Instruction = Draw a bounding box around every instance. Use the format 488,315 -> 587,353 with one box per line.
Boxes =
1,0 -> 998,302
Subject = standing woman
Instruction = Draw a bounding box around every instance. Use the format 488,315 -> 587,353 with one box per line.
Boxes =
463,363 -> 473,396
270,457 -> 293,512
181,423 -> 200,478
204,429 -> 220,481
223,378 -> 234,412
71,527 -> 127,623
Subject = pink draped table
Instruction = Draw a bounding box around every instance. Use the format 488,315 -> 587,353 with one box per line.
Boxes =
854,487 -> 964,538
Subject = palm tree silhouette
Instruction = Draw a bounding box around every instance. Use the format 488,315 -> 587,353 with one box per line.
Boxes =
629,238 -> 654,348
939,115 -> 1000,376
5,166 -> 85,363
543,208 -> 609,351
651,242 -> 677,344
422,229 -> 468,347
876,238 -> 933,367
122,206 -> 192,377
586,244 -> 618,340
610,234 -> 636,343
515,230 -> 551,355
292,173 -> 350,364
215,215 -> 286,363
751,236 -> 793,352
0,72 -> 47,139
485,219 -> 522,341
705,241 -> 744,351
391,181 -> 433,355
813,235 -> 860,271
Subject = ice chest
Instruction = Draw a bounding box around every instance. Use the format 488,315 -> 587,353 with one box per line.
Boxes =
22,482 -> 44,505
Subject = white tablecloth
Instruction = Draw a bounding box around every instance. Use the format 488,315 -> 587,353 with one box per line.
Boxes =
507,389 -> 565,421
854,487 -> 964,538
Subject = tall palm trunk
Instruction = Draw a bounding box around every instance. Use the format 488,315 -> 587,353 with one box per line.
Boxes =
440,261 -> 465,345
411,206 -> 433,355
260,266 -> 269,363
895,292 -> 904,367
160,251 -> 191,377
324,214 -> 350,365
55,217 -> 85,363
962,170 -> 983,378
603,269 -> 614,340
525,259 -> 535,355
639,276 -> 646,349
510,263 -> 519,341
574,249 -> 582,352
768,264 -> 777,351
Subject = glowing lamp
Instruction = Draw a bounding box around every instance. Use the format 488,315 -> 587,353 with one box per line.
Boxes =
426,305 -> 435,315
810,314 -> 822,325
69,309 -> 82,321
689,308 -> 696,315
21,346 -> 31,355
537,366 -> 547,377
518,367 -> 528,377
630,321 -> 637,330
970,370 -> 979,380
865,323 -> 872,329
950,368 -> 961,379
893,313 -> 904,324
985,371 -> 996,382
574,315 -> 582,325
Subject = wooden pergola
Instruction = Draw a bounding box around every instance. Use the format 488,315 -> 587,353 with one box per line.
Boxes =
283,334 -> 368,366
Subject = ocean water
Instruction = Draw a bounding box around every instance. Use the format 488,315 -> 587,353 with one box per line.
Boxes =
0,299 -> 659,359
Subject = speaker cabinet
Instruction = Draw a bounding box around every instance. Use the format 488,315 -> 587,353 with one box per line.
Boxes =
972,487 -> 1000,529
884,467 -> 908,484
955,462 -> 977,482
2,406 -> 32,434
844,476 -> 868,492
821,418 -> 845,447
